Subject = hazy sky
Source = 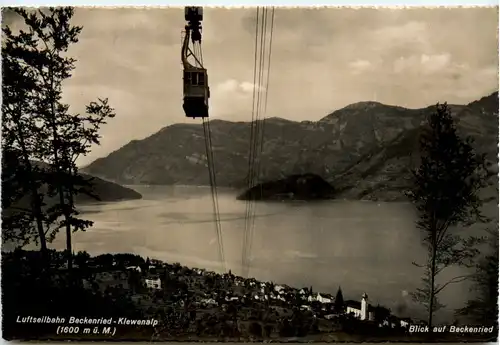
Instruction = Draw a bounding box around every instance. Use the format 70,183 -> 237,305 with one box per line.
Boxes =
4,7 -> 499,166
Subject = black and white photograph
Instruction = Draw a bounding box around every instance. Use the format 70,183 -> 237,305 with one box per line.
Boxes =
1,6 -> 498,342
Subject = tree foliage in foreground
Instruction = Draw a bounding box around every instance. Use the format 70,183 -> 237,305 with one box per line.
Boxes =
1,7 -> 115,270
456,227 -> 499,327
2,17 -> 50,254
406,103 -> 492,330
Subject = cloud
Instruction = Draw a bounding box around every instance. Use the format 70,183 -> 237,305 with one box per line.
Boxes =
214,79 -> 264,95
420,53 -> 451,72
393,53 -> 452,74
210,79 -> 265,120
374,21 -> 428,45
349,59 -> 374,74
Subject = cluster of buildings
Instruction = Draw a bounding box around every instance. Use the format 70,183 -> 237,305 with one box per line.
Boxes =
126,264 -> 162,290
105,260 -> 414,330
310,291 -> 412,329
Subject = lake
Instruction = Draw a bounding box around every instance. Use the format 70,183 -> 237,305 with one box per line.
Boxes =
44,185 -> 474,323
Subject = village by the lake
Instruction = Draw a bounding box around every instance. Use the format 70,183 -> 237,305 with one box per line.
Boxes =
3,249 -> 496,341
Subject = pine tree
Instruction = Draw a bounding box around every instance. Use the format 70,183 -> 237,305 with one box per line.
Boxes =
334,286 -> 344,313
406,102 -> 491,330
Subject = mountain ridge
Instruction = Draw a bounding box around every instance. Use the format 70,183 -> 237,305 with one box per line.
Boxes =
83,92 -> 498,201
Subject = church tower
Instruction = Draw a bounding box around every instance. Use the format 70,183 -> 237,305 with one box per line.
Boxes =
361,293 -> 369,320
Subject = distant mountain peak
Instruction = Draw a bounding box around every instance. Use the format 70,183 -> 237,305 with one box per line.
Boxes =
343,101 -> 385,109
266,117 -> 295,123
319,100 -> 413,124
338,100 -> 413,114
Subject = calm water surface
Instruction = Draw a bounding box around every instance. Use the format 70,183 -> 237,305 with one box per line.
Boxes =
45,185 -> 473,322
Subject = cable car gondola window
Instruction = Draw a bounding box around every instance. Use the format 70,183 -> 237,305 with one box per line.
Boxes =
198,72 -> 205,86
184,71 -> 192,84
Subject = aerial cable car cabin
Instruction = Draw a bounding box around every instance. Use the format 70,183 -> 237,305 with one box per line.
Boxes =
182,6 -> 210,119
